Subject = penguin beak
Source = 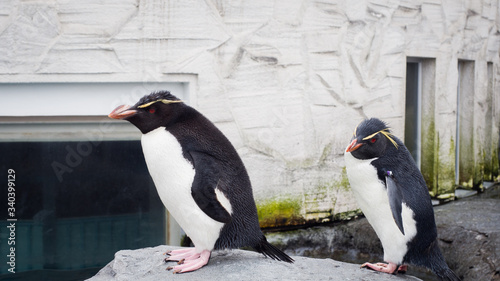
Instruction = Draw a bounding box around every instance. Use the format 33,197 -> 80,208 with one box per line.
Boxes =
346,139 -> 363,153
109,105 -> 137,119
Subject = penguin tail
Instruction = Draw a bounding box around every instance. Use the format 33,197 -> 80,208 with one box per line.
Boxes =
434,266 -> 461,281
253,236 -> 294,263
426,242 -> 462,281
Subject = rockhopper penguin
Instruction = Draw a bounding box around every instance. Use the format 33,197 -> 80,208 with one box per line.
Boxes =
344,118 -> 460,281
109,91 -> 293,273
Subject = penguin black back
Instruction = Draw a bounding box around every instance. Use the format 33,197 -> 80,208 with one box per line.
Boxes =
165,104 -> 264,249
166,103 -> 292,261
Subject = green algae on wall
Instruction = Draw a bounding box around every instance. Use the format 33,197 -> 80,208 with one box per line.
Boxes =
492,146 -> 499,180
303,167 -> 353,223
332,208 -> 362,221
420,118 -> 457,198
338,166 -> 351,192
484,144 -> 499,181
472,149 -> 487,190
421,118 -> 438,196
256,167 -> 358,228
303,182 -> 334,222
483,148 -> 493,181
458,125 -> 475,189
435,137 -> 457,197
256,197 -> 304,228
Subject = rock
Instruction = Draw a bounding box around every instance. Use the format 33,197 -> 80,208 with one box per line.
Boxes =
87,245 -> 421,281
434,198 -> 500,281
88,187 -> 499,281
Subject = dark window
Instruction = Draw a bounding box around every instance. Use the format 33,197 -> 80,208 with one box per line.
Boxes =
0,141 -> 165,280
405,62 -> 421,166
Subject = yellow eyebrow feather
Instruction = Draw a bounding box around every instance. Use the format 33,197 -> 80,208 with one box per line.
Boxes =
137,99 -> 183,108
362,128 -> 399,149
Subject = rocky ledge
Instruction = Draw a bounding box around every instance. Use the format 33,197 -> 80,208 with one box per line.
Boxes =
88,186 -> 499,281
87,245 -> 421,281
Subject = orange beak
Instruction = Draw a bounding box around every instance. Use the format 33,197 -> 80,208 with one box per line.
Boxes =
346,139 -> 363,153
108,105 -> 137,119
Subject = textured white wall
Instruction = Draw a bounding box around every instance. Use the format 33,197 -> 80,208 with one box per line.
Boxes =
0,0 -> 498,225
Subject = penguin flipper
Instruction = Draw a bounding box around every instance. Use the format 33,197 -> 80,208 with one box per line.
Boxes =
189,151 -> 232,224
385,172 -> 405,235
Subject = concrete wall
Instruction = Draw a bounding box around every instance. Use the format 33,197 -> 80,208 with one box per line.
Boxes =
1,0 -> 499,227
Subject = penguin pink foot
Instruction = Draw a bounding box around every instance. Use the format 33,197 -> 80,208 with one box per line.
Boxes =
165,249 -> 211,273
361,262 -> 398,274
165,248 -> 198,261
361,262 -> 408,274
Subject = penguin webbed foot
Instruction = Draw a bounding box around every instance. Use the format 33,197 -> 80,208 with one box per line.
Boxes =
361,262 -> 406,274
164,248 -> 196,261
164,248 -> 211,274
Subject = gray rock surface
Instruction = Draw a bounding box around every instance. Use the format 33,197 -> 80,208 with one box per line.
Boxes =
435,198 -> 500,281
87,245 -> 421,281
88,186 -> 499,281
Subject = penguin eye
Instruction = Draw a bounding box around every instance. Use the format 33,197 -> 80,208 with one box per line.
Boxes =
148,108 -> 156,114
370,138 -> 377,143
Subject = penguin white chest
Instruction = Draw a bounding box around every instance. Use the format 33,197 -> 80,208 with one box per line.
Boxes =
344,152 -> 417,264
141,127 -> 225,251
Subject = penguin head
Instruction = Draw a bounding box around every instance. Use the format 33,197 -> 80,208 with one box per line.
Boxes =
345,118 -> 399,160
109,91 -> 184,134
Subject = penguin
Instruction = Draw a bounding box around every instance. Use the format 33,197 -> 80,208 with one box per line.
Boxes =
108,91 -> 293,274
344,118 -> 461,281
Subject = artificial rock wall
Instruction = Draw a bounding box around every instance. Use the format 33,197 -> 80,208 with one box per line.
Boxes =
1,0 -> 499,227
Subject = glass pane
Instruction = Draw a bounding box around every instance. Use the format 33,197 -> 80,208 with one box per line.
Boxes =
405,62 -> 420,165
0,141 -> 164,280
